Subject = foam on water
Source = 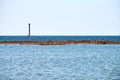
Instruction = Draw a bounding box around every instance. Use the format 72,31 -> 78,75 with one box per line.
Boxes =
0,44 -> 120,80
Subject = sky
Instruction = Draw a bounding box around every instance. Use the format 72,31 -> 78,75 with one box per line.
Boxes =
0,0 -> 120,35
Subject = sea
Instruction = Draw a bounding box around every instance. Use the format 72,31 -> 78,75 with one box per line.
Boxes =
0,36 -> 120,41
0,36 -> 120,80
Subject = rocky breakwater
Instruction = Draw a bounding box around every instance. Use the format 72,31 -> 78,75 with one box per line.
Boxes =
0,40 -> 120,45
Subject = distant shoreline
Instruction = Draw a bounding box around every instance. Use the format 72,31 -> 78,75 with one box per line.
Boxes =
0,40 -> 120,45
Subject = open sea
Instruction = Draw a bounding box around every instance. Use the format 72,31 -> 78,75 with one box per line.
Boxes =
0,36 -> 120,80
0,36 -> 120,41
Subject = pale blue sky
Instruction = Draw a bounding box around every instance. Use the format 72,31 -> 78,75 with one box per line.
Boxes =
0,0 -> 120,35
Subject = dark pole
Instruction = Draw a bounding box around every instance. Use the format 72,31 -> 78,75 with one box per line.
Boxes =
28,23 -> 31,36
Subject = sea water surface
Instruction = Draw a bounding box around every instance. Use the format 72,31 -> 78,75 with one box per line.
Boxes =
0,36 -> 120,41
0,44 -> 120,80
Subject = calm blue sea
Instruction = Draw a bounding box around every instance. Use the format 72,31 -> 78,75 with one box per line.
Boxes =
0,36 -> 120,41
0,44 -> 120,79
0,36 -> 120,79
